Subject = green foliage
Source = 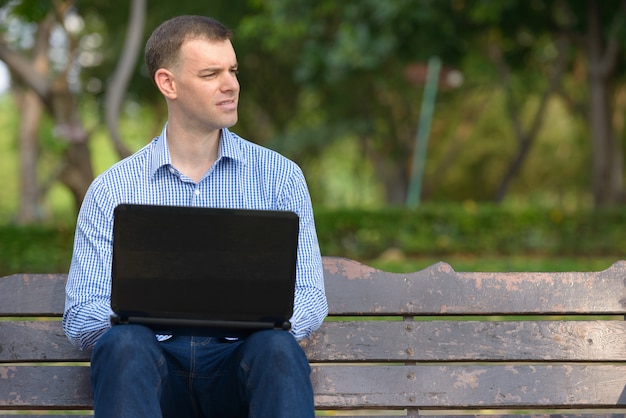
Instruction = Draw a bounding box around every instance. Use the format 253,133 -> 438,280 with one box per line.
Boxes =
240,0 -> 466,85
314,204 -> 626,259
2,206 -> 626,275
0,0 -> 52,22
0,223 -> 74,274
2,0 -> 626,213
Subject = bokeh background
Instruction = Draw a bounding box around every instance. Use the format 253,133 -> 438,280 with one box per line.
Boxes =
1,0 -> 626,274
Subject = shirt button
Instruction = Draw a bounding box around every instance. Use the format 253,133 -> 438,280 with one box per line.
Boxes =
194,189 -> 200,196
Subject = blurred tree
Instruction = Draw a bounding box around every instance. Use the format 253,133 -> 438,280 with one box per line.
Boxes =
102,0 -> 145,159
462,0 -> 626,206
570,0 -> 626,206
12,12 -> 53,222
0,0 -> 261,217
0,0 -> 95,220
0,0 -> 147,217
2,0 -> 626,215
467,2 -> 572,202
235,0 -> 626,208
237,0 -> 470,205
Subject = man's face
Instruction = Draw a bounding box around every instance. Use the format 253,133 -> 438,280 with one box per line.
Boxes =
170,38 -> 240,133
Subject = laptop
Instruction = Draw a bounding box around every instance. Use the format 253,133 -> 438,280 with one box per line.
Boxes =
109,203 -> 299,337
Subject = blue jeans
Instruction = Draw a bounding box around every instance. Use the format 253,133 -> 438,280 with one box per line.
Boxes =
90,325 -> 314,417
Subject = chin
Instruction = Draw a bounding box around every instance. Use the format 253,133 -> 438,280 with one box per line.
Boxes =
224,116 -> 239,128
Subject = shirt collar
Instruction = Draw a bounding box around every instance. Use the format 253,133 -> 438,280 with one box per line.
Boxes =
149,125 -> 245,178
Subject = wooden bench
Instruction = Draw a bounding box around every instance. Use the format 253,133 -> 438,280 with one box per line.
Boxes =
1,256 -> 625,417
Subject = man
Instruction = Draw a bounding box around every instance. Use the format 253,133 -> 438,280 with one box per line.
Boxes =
63,15 -> 328,418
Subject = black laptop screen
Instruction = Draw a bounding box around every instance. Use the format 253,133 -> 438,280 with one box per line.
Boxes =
110,204 -> 299,327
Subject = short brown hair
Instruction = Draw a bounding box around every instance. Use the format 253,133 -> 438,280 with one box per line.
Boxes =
145,15 -> 232,81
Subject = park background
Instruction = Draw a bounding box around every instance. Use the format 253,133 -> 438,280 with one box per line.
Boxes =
1,0 -> 626,275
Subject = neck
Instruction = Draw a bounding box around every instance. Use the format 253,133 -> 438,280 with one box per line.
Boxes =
166,124 -> 221,183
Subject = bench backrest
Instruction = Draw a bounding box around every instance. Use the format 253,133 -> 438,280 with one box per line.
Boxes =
1,256 -> 626,417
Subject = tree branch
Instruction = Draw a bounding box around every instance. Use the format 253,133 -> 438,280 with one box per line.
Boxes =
0,40 -> 51,105
104,0 -> 147,159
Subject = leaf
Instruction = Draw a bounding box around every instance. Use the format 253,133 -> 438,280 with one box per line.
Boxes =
4,0 -> 53,22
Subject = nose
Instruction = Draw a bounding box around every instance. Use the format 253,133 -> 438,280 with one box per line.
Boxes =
221,72 -> 239,93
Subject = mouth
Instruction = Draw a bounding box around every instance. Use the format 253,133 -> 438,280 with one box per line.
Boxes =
217,99 -> 238,111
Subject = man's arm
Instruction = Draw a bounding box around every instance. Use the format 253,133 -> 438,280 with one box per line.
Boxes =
281,166 -> 328,340
63,180 -> 116,350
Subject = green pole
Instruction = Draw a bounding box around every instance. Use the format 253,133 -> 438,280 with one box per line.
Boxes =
406,56 -> 441,208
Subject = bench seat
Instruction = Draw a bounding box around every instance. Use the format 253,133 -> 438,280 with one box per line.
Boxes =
1,257 -> 625,417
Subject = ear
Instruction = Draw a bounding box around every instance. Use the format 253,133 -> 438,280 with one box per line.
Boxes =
154,68 -> 177,99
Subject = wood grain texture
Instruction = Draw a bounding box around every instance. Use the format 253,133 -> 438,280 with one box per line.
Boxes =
0,321 -> 90,362
3,258 -> 626,317
301,320 -> 626,362
4,319 -> 625,363
3,364 -> 625,410
321,257 -> 626,315
310,364 -> 626,408
2,258 -> 626,416
0,274 -> 66,316
0,365 -> 92,408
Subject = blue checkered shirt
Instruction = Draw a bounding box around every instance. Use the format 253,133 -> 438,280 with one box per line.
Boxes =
63,126 -> 328,350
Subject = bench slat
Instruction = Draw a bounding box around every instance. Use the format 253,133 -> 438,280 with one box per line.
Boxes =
310,416 -> 626,418
302,320 -> 626,362
0,413 -> 624,418
403,416 -> 626,418
0,414 -> 621,418
3,364 -> 625,410
4,320 -> 625,363
311,364 -> 626,409
3,259 -> 626,317
0,274 -> 66,316
0,416 -> 93,418
0,321 -> 90,362
0,366 -> 92,409
322,258 -> 626,315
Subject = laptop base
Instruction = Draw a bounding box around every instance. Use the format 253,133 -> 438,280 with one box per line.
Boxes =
110,314 -> 291,338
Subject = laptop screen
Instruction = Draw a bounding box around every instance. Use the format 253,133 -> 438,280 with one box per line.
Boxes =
110,204 -> 299,333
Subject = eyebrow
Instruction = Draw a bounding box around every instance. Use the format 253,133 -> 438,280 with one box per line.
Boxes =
198,63 -> 238,73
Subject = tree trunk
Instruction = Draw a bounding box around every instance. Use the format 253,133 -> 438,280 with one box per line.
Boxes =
15,13 -> 54,223
491,36 -> 569,203
49,77 -> 94,210
587,0 -> 622,206
58,142 -> 94,209
16,90 -> 43,223
0,6 -> 94,215
361,135 -> 408,205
